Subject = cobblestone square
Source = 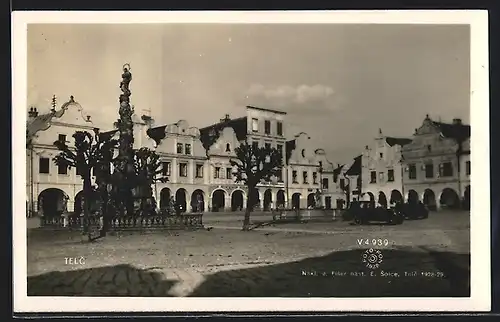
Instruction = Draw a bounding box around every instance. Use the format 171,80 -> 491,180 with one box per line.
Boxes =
27,210 -> 470,297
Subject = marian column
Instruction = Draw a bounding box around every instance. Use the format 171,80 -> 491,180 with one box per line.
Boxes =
114,64 -> 137,216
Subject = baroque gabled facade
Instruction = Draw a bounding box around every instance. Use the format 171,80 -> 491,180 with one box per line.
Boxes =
315,149 -> 344,210
147,119 -> 210,212
26,96 -> 96,217
400,115 -> 470,210
361,128 -> 412,208
285,132 -> 322,209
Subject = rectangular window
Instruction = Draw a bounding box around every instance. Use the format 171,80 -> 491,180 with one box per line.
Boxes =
313,172 -> 318,184
277,168 -> 283,182
264,120 -> 271,134
277,121 -> 283,136
277,144 -> 283,159
322,178 -> 329,189
58,163 -> 68,175
425,163 -> 434,178
340,178 -> 345,190
370,171 -> 377,183
303,171 -> 308,184
58,134 -> 66,143
379,172 -> 384,182
196,164 -> 203,178
176,143 -> 183,154
162,162 -> 171,176
226,168 -> 233,180
388,169 -> 394,182
179,163 -> 188,177
439,162 -> 453,177
408,164 -> 417,179
39,157 -> 50,174
185,144 -> 191,155
214,167 -> 221,179
265,143 -> 271,150
252,118 -> 259,132
466,161 -> 471,175
292,170 -> 298,183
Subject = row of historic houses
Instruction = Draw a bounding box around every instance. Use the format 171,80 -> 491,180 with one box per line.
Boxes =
26,91 -> 470,218
337,115 -> 471,211
26,96 -> 346,218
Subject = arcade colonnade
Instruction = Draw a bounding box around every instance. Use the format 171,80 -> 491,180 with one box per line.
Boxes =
157,186 -> 291,212
361,185 -> 470,211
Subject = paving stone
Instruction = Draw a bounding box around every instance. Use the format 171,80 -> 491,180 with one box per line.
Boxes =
150,271 -> 165,283
72,270 -> 93,291
138,270 -> 156,284
114,269 -> 129,286
150,283 -> 169,296
127,269 -> 142,285
115,287 -> 130,296
58,271 -> 84,286
86,270 -> 107,286
99,269 -> 116,284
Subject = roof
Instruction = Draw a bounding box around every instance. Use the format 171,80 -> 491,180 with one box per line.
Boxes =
432,121 -> 471,142
333,164 -> 345,183
146,125 -> 167,145
345,155 -> 362,176
385,137 -> 412,147
246,105 -> 287,115
333,164 -> 345,176
199,116 -> 248,150
99,129 -> 118,142
26,109 -> 64,142
26,96 -> 93,144
285,139 -> 296,164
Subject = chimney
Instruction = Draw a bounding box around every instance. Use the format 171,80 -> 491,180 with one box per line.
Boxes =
452,118 -> 462,125
220,114 -> 231,123
28,107 -> 38,118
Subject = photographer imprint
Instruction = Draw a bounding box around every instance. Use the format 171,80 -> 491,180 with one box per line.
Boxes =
362,248 -> 384,269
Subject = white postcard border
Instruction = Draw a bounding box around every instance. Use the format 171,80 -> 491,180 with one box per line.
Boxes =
12,10 -> 490,313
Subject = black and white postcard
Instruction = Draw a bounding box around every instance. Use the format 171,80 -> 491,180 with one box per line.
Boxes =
12,10 -> 490,313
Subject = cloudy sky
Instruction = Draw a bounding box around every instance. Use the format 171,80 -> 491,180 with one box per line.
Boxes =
27,23 -> 470,164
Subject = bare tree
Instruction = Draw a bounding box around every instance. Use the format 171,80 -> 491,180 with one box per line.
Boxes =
53,130 -> 115,241
133,147 -> 168,215
230,142 -> 283,231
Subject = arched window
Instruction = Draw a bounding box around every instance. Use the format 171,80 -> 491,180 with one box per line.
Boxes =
226,143 -> 231,152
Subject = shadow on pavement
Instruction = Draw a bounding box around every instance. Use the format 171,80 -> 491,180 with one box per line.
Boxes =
27,247 -> 470,298
28,264 -> 177,296
189,247 -> 470,297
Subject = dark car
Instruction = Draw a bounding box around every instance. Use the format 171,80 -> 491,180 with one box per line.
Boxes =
347,201 -> 404,225
396,202 -> 429,220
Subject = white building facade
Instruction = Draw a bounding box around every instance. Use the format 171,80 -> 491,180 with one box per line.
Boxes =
27,101 -> 341,216
361,129 -> 412,208
400,115 -> 470,210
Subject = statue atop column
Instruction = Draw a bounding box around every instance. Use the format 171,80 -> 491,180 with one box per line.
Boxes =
113,63 -> 136,216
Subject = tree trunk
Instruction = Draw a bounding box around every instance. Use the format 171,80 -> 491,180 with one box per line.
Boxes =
83,170 -> 92,242
242,184 -> 254,231
100,186 -> 109,236
243,199 -> 252,231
